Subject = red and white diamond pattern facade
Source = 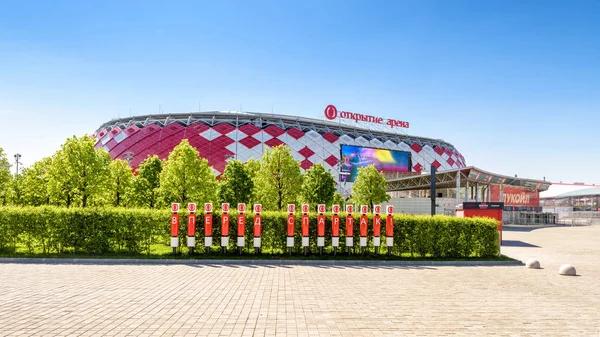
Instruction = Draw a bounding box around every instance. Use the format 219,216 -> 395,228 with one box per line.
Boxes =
94,112 -> 466,182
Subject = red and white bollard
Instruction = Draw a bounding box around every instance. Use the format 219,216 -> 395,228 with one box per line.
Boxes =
287,204 -> 295,254
317,204 -> 326,255
373,205 -> 382,255
331,204 -> 341,255
204,203 -> 213,254
221,203 -> 230,254
187,203 -> 197,254
346,205 -> 354,255
359,205 -> 368,255
237,203 -> 246,255
386,205 -> 394,256
253,204 -> 262,254
170,203 -> 180,254
301,204 -> 310,255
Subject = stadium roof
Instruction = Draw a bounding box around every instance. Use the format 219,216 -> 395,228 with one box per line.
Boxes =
540,183 -> 600,198
386,166 -> 551,192
541,187 -> 600,199
97,110 -> 459,151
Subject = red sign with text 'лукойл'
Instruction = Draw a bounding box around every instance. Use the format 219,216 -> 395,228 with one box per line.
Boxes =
490,186 -> 539,207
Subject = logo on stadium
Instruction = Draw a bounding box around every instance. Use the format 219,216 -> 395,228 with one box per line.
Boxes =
324,105 -> 338,120
324,104 -> 409,128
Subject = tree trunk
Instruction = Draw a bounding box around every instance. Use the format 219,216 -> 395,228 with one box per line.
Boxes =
278,192 -> 283,211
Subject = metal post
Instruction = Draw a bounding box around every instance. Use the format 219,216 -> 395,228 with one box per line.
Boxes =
431,165 -> 436,216
465,180 -> 469,202
475,183 -> 479,202
14,154 -> 22,175
456,171 -> 461,206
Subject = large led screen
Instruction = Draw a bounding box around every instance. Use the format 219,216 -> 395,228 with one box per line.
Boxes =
339,145 -> 411,182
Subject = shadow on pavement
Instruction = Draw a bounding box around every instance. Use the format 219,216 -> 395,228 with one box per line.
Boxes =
0,259 -> 515,268
211,264 -> 439,270
503,225 -> 561,233
502,240 -> 540,248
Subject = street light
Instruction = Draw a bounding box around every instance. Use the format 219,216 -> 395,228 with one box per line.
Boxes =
14,153 -> 22,175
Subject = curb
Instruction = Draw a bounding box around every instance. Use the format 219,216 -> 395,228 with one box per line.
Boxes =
0,257 -> 524,267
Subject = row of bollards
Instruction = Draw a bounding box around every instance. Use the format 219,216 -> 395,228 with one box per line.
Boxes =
526,258 -> 577,276
170,202 -> 398,257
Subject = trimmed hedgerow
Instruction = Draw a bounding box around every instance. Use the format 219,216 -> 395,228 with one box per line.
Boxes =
0,207 -> 500,257
0,206 -> 169,254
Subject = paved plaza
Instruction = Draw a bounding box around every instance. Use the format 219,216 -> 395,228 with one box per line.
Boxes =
1,226 -> 599,336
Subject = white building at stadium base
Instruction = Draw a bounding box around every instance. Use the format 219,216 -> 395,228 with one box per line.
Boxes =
94,110 -> 468,197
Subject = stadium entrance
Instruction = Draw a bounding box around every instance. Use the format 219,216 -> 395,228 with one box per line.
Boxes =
385,166 -> 556,224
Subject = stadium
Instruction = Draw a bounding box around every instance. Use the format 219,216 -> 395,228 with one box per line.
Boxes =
94,106 -> 559,220
94,107 -> 467,196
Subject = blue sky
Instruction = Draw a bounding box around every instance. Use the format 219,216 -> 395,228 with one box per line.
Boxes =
1,0 -> 599,183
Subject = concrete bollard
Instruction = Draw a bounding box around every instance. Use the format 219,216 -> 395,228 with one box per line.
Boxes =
559,264 -> 577,276
525,259 -> 541,269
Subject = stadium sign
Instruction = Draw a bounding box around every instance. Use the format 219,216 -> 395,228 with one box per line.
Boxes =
489,186 -> 540,207
324,104 -> 409,129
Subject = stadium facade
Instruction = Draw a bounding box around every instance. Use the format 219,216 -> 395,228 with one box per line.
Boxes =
94,109 -> 467,193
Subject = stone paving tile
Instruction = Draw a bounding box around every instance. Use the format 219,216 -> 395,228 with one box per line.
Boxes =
0,225 -> 599,336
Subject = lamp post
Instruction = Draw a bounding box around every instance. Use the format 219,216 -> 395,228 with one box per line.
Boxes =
14,154 -> 22,175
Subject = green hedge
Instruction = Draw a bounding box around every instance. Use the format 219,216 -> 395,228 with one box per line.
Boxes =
0,207 -> 500,257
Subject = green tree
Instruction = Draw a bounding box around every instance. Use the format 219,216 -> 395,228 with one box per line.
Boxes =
109,159 -> 134,207
132,155 -> 163,208
244,158 -> 261,181
159,139 -> 217,206
351,165 -> 391,210
48,150 -> 75,207
20,157 -> 52,206
300,164 -> 336,209
244,158 -> 261,203
218,160 -> 254,205
10,172 -> 25,205
0,147 -> 10,205
48,135 -> 111,207
332,191 -> 345,207
253,145 -> 302,211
